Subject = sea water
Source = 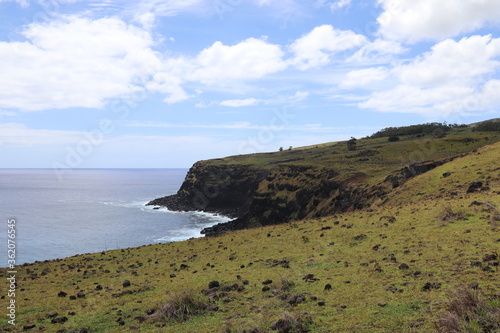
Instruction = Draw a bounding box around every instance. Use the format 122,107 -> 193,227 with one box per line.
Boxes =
0,169 -> 232,267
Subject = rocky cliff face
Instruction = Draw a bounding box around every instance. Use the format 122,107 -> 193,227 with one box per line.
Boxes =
148,161 -> 396,236
148,154 -> 463,237
147,161 -> 269,218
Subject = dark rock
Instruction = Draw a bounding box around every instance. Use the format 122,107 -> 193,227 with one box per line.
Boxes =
262,286 -> 270,292
23,323 -> 36,330
170,274 -> 176,278
353,234 -> 367,241
483,254 -> 498,262
51,317 -> 68,324
134,316 -> 147,323
442,172 -> 452,178
398,263 -> 410,270
262,279 -> 273,285
324,284 -> 332,291
77,291 -> 85,298
318,301 -> 326,306
208,281 -> 220,289
421,282 -> 441,291
386,286 -> 398,293
146,308 -> 156,315
69,295 -> 77,300
123,280 -> 131,288
467,181 -> 483,193
302,274 -> 319,282
95,285 -> 103,290
180,264 -> 189,270
46,312 -> 58,318
470,261 -> 482,267
378,302 -> 387,307
57,291 -> 67,297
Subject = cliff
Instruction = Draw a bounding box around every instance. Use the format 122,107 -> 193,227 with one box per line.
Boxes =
148,129 -> 500,236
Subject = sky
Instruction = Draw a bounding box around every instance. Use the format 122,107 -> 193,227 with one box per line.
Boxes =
1,0 -> 500,170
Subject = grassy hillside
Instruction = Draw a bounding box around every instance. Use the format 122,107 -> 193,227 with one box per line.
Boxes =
1,129 -> 499,332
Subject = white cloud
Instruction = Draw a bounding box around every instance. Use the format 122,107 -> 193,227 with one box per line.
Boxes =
0,16 -> 162,111
220,98 -> 260,107
348,39 -> 407,64
377,0 -> 500,43
188,38 -> 287,85
395,35 -> 500,87
359,35 -> 500,115
289,25 -> 366,70
329,0 -> 351,11
340,67 -> 389,89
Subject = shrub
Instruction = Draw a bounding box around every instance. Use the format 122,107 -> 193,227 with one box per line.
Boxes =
347,137 -> 357,151
435,286 -> 500,332
472,121 -> 500,132
151,288 -> 210,321
388,136 -> 400,142
271,311 -> 312,333
440,206 -> 468,223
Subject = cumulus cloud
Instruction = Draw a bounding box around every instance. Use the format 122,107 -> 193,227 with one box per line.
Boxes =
395,35 -> 500,86
360,35 -> 500,115
377,0 -> 500,43
0,16 -> 161,111
188,38 -> 287,85
289,25 -> 366,70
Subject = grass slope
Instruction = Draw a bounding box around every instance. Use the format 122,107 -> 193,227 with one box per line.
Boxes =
1,134 -> 499,333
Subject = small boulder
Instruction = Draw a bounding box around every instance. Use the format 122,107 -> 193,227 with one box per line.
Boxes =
467,181 -> 483,193
122,280 -> 131,288
51,317 -> 68,324
208,281 -> 220,289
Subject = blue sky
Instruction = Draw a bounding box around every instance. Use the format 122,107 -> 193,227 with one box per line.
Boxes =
1,0 -> 500,170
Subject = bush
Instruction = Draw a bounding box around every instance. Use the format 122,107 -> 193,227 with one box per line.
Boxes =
472,121 -> 500,132
435,286 -> 500,332
369,122 -> 460,139
151,288 -> 210,321
271,311 -> 312,333
388,136 -> 400,142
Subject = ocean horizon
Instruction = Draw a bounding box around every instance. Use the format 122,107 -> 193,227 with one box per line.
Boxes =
0,168 -> 232,267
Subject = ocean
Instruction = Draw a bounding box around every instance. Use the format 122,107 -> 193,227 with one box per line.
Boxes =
0,169 -> 232,267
